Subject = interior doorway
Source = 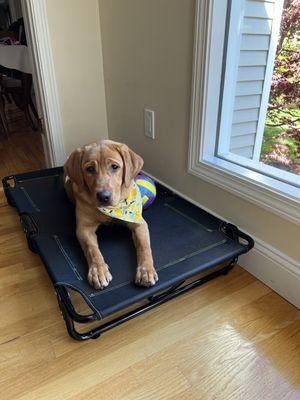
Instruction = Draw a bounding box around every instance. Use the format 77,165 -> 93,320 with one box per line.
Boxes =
0,0 -> 66,186
0,0 -> 46,178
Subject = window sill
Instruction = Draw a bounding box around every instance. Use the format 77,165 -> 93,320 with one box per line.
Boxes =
188,155 -> 300,225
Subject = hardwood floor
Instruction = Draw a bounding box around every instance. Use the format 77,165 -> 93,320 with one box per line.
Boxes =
0,102 -> 45,181
0,185 -> 299,399
0,113 -> 299,399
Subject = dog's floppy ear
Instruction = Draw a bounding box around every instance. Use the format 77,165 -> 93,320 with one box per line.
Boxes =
64,148 -> 85,191
118,144 -> 144,188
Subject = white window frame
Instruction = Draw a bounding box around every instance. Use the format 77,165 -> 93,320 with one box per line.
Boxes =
188,0 -> 300,225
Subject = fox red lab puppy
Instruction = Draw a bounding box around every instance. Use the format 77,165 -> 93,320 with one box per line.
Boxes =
64,139 -> 158,290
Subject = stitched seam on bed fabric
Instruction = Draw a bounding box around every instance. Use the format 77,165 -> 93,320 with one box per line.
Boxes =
20,186 -> 40,212
18,174 -> 60,184
53,235 -> 83,280
89,239 -> 227,297
164,203 -> 213,232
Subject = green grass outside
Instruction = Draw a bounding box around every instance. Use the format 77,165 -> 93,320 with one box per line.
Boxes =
260,108 -> 300,174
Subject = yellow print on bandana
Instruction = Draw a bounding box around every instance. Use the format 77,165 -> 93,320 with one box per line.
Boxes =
98,182 -> 143,224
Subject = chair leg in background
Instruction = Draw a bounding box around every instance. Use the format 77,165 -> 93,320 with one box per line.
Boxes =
0,95 -> 9,139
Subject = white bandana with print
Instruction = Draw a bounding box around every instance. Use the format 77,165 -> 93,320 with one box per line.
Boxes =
98,182 -> 143,224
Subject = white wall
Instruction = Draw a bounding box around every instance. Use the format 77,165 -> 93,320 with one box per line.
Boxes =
45,0 -> 108,156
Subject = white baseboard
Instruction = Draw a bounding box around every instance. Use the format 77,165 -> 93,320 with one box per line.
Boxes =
143,170 -> 300,309
239,237 -> 300,309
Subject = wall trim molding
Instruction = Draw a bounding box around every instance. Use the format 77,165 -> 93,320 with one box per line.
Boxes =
21,0 -> 66,166
240,238 -> 300,309
143,169 -> 300,309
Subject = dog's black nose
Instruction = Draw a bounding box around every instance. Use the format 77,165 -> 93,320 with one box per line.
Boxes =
96,190 -> 112,205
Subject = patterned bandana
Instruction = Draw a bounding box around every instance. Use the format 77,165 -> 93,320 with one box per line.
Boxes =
98,182 -> 143,224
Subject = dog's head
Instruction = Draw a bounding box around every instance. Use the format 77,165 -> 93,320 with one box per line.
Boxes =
64,140 -> 144,207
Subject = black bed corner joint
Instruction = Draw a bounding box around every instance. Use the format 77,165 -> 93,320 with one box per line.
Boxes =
220,222 -> 254,252
2,175 -> 14,188
55,285 -> 98,324
2,175 -> 16,207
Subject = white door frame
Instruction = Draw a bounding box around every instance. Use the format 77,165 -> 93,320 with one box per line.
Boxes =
21,0 -> 66,166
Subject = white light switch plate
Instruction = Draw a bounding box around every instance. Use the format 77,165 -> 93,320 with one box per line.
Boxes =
144,109 -> 155,139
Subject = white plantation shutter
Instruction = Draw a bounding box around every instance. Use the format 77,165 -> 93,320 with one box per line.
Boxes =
218,0 -> 284,160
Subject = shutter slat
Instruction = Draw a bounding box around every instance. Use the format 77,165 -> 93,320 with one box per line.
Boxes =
237,66 -> 265,81
241,34 -> 270,50
231,146 -> 254,158
239,50 -> 268,66
234,95 -> 261,110
232,121 -> 258,137
233,108 -> 260,124
236,81 -> 264,95
230,133 -> 256,149
244,0 -> 274,19
242,17 -> 272,35
254,0 -> 275,3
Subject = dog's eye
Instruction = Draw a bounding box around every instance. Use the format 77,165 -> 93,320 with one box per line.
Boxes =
111,164 -> 119,171
86,166 -> 95,173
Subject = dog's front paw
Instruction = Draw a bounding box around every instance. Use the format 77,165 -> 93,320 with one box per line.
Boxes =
88,262 -> 112,290
135,264 -> 158,287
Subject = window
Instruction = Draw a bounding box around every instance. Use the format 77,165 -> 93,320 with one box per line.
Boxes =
189,0 -> 300,224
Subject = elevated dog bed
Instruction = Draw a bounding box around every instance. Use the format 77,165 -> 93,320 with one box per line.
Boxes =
3,168 -> 254,340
